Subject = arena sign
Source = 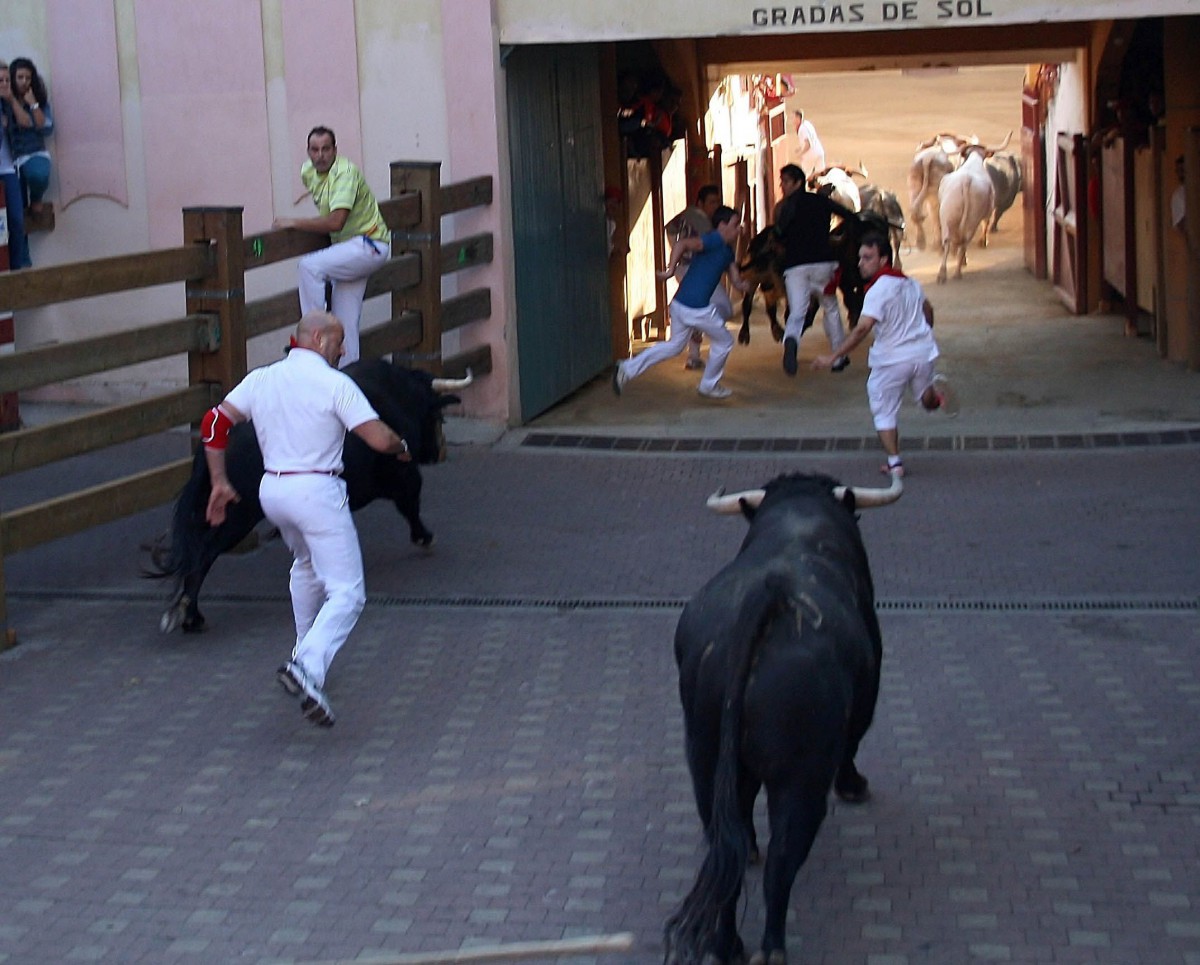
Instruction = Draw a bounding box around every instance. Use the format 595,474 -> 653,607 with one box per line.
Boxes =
496,0 -> 1196,42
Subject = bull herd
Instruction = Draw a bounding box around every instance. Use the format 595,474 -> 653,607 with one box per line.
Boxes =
738,131 -> 1021,358
810,129 -> 1022,281
139,143 -> 1018,962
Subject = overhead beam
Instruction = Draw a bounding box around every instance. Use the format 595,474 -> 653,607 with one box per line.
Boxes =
698,21 -> 1090,76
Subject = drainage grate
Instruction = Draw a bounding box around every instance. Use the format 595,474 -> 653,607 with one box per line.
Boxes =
520,429 -> 1200,454
10,588 -> 1200,613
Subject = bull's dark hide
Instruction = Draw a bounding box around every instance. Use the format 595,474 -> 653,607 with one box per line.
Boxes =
666,473 -> 883,965
985,153 -> 1023,231
146,360 -> 460,634
858,183 -> 907,268
736,227 -> 788,345
803,209 -> 893,331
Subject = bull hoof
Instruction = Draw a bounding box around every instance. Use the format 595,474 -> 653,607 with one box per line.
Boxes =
748,951 -> 785,965
835,774 -> 871,804
182,613 -> 207,634
413,533 -> 434,548
738,328 -> 751,346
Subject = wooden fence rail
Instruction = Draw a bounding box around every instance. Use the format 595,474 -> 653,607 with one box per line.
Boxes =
0,161 -> 493,648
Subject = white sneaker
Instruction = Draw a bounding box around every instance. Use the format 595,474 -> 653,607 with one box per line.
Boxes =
932,374 -> 959,417
698,384 -> 732,399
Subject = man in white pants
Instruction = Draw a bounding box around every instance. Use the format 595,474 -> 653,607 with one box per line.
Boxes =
812,231 -> 958,477
665,184 -> 732,370
773,163 -> 857,377
202,312 -> 411,726
613,206 -> 747,400
274,126 -> 390,366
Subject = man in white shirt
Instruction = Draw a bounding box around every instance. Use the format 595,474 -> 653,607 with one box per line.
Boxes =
813,232 -> 958,477
202,311 -> 410,726
793,108 -> 825,177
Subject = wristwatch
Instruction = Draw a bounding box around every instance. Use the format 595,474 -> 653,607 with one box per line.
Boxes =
27,102 -> 39,111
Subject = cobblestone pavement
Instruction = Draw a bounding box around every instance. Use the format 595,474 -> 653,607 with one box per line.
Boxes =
2,444 -> 1198,964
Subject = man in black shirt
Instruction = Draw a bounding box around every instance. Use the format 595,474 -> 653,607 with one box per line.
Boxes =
773,164 -> 856,375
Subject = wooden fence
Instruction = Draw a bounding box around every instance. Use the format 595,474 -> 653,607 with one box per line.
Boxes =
0,160 -> 494,648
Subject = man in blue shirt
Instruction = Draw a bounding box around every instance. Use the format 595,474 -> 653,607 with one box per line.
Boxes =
612,206 -> 747,399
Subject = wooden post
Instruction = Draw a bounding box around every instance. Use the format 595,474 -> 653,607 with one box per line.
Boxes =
0,178 -> 18,432
0,513 -> 12,649
649,147 -> 668,341
1186,127 -> 1200,372
390,161 -> 443,374
2,182 -> 20,644
182,207 -> 247,394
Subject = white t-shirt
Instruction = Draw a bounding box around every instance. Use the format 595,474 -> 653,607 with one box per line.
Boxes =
224,348 -> 380,474
1171,184 -> 1185,230
862,274 -> 940,368
796,119 -> 825,175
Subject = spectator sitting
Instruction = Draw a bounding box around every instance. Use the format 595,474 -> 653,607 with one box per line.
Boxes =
8,57 -> 52,215
0,60 -> 31,267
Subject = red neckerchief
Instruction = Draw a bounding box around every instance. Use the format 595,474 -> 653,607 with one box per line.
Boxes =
863,265 -> 907,292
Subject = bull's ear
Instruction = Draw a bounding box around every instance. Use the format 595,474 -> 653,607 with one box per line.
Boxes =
738,497 -> 758,520
839,490 -> 857,512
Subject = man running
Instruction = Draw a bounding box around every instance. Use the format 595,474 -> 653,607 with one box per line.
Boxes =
812,232 -> 958,477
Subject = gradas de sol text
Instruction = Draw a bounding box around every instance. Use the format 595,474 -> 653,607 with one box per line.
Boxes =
751,0 -> 993,26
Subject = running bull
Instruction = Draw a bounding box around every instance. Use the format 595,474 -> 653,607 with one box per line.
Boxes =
665,471 -> 901,965
149,360 -> 470,633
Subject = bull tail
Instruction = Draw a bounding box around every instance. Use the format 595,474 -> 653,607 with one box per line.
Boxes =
140,450 -> 209,590
664,574 -> 792,965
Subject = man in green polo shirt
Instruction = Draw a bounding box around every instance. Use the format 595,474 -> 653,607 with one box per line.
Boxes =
274,126 -> 390,365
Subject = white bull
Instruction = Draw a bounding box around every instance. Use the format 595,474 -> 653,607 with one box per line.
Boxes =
807,164 -> 865,213
907,134 -> 957,250
936,133 -> 1010,283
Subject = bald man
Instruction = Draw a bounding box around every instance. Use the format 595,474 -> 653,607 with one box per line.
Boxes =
202,311 -> 409,726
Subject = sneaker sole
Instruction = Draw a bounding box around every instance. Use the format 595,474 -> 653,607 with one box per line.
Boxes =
301,696 -> 335,727
277,664 -> 303,697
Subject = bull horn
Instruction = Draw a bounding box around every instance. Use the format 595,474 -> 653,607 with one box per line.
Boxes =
988,130 -> 1013,154
706,487 -> 766,514
832,470 -> 904,508
849,161 -> 869,180
431,368 -> 473,392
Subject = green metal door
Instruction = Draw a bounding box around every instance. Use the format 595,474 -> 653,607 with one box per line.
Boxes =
506,44 -> 611,421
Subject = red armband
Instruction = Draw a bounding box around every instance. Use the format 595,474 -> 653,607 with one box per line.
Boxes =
200,406 -> 235,449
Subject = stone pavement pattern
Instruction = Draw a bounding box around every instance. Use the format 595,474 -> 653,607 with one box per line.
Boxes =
2,445 -> 1199,964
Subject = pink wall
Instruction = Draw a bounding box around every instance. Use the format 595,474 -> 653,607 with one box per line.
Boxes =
282,0 -> 363,202
47,0 -> 127,209
134,0 -> 273,246
441,0 -> 511,421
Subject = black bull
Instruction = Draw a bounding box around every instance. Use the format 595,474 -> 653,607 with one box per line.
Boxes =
147,359 -> 462,634
666,473 -> 897,965
736,210 -> 897,346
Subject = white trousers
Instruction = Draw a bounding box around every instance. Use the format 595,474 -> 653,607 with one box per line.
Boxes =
866,359 -> 937,431
625,300 -> 734,392
259,473 -> 366,687
297,236 -> 389,365
782,261 -> 845,352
